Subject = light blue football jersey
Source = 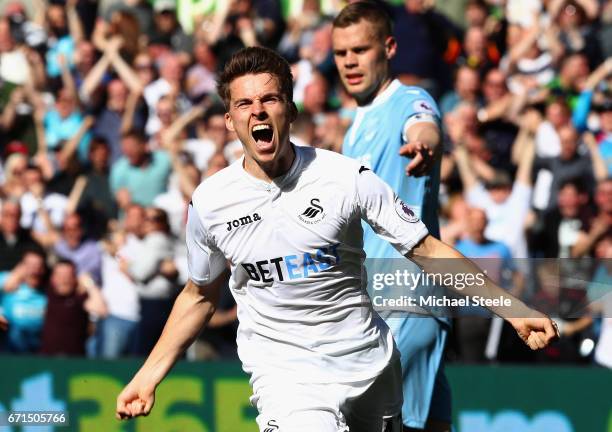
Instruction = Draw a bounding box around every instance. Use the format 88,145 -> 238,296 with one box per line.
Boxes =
343,80 -> 441,259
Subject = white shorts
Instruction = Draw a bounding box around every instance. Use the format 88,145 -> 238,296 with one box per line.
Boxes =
253,352 -> 403,432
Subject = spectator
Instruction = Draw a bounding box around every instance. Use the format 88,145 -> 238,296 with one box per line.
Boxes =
97,204 -> 145,358
76,138 -> 118,237
572,178 -> 612,257
454,129 -> 535,257
455,207 -> 519,362
40,259 -> 106,356
46,213 -> 103,285
0,199 -> 43,272
534,124 -> 606,211
0,249 -> 47,353
110,129 -> 172,209
120,207 -> 177,356
440,65 -> 481,114
143,52 -> 190,135
20,165 -> 68,236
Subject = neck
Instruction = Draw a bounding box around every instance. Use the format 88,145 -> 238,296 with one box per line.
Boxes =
357,77 -> 393,107
244,141 -> 295,183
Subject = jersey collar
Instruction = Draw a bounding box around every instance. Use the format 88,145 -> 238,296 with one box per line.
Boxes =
237,143 -> 303,191
356,79 -> 401,112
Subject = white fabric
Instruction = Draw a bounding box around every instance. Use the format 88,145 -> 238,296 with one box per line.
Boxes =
186,145 -> 428,386
535,121 -> 561,158
466,182 -> 532,258
20,192 -> 68,232
101,235 -> 141,322
183,138 -> 217,171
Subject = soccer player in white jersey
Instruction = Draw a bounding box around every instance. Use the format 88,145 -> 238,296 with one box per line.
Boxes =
332,3 -> 450,431
115,47 -> 558,431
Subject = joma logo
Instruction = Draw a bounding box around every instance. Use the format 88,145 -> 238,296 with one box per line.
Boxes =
226,213 -> 262,231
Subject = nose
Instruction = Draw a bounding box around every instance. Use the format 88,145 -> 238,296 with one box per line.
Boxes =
344,51 -> 357,68
251,99 -> 267,119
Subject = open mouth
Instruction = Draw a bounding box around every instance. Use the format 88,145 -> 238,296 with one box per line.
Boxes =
251,124 -> 274,149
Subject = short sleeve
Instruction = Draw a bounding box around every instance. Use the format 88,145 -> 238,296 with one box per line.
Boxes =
355,167 -> 429,255
402,87 -> 441,143
186,203 -> 227,285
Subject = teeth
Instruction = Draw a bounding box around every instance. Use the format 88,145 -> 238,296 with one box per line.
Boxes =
252,124 -> 271,132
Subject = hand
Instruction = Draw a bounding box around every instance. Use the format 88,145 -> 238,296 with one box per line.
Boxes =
590,216 -> 610,238
116,377 -> 156,420
399,141 -> 436,177
115,188 -> 132,210
0,315 -> 8,331
507,314 -> 559,350
522,109 -> 542,134
9,87 -> 26,105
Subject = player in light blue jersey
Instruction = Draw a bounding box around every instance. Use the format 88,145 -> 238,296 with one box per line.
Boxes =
333,2 -> 450,431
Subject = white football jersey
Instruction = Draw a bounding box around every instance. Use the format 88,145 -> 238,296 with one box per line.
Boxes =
187,145 -> 428,386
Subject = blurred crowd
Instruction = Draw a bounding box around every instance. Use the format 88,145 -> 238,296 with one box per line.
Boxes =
0,0 -> 611,367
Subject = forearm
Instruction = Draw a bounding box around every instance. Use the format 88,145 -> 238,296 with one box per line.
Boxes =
408,236 -> 533,318
406,122 -> 441,155
132,279 -> 220,387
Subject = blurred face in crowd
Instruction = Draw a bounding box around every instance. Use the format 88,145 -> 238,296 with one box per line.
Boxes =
560,54 -> 589,90
156,96 -> 177,127
143,208 -> 164,235
22,252 -> 46,288
51,262 -> 77,296
47,4 -> 67,36
204,153 -> 228,178
546,101 -> 570,129
107,79 -> 128,112
456,66 -> 480,101
302,73 -> 329,115
600,109 -> 612,133
124,205 -> 145,237
558,125 -> 578,160
465,2 -> 488,27
203,114 -> 228,149
154,9 -> 178,34
160,54 -> 183,83
63,214 -> 84,248
89,140 -> 110,171
595,237 -> 612,259
1,201 -> 21,235
487,177 -> 512,204
464,27 -> 487,60
333,18 -> 396,106
224,73 -> 296,178
557,183 -> 586,218
483,69 -> 507,102
121,134 -> 147,166
23,167 -> 43,190
56,88 -> 77,119
194,39 -> 216,70
75,41 -> 96,70
133,53 -> 155,86
466,207 -> 487,242
595,180 -> 612,214
404,0 -> 429,13
0,19 -> 14,52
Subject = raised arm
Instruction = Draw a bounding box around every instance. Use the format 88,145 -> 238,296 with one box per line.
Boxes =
584,132 -> 609,182
453,144 -> 479,192
66,0 -> 84,44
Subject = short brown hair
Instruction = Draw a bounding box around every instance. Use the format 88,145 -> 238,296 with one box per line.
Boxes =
333,1 -> 393,41
217,47 -> 294,109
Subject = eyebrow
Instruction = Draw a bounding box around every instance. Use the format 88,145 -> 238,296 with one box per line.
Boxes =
233,92 -> 284,105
